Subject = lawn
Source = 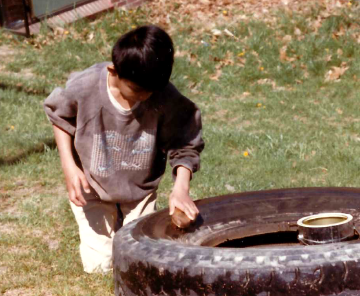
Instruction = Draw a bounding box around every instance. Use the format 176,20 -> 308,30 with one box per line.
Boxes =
1,0 -> 360,294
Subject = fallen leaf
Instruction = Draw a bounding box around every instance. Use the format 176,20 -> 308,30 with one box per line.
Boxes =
175,50 -> 189,58
325,65 -> 349,81
334,26 -> 346,37
225,184 -> 236,192
294,27 -> 302,36
54,27 -> 65,35
251,51 -> 259,58
190,53 -> 197,64
224,29 -> 237,39
237,57 -> 246,67
282,35 -> 292,43
211,29 -> 222,36
257,78 -> 277,89
280,45 -> 288,62
88,32 -> 94,41
311,17 -> 322,33
280,45 -> 296,62
209,69 -> 222,81
211,35 -> 219,43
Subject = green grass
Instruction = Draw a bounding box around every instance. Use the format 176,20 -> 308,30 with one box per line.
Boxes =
1,0 -> 360,294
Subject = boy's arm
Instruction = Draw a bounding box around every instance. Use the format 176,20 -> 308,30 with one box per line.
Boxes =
44,75 -> 88,206
53,125 -> 90,207
158,86 -> 204,220
169,166 -> 199,221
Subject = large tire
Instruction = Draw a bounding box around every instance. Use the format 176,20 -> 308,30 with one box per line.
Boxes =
113,187 -> 360,296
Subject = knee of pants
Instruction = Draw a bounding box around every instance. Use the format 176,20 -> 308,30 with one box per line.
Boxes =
80,241 -> 113,273
121,192 -> 157,226
70,196 -> 118,273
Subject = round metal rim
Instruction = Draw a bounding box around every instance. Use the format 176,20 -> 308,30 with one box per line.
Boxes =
297,212 -> 353,228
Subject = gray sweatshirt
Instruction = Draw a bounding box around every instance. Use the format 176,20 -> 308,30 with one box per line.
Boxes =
44,62 -> 204,203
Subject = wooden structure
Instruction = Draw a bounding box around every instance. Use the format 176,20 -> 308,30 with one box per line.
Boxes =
0,0 -> 146,37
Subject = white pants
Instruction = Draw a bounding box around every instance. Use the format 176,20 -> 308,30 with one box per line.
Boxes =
70,191 -> 157,273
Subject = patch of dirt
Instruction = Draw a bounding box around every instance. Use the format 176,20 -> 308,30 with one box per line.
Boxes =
0,183 -> 67,229
1,184 -> 66,254
145,0 -> 350,33
0,223 -> 17,235
0,183 -> 43,214
207,109 -> 229,122
47,239 -> 60,251
0,68 -> 36,80
0,264 -> 8,275
3,289 -> 31,296
0,205 -> 21,218
0,45 -> 16,71
3,289 -> 54,296
0,45 -> 35,79
0,45 -> 17,57
2,183 -> 63,201
28,229 -> 61,251
6,246 -> 31,256
350,134 -> 360,142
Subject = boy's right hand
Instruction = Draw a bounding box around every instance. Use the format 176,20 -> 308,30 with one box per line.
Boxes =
63,164 -> 90,207
52,125 -> 90,207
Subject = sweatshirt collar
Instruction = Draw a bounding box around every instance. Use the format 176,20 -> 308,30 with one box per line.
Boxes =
99,62 -> 136,120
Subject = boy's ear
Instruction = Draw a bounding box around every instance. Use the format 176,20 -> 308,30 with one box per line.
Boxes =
107,65 -> 117,76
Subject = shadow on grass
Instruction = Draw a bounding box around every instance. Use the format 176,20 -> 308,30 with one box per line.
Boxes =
0,138 -> 56,166
0,82 -> 50,96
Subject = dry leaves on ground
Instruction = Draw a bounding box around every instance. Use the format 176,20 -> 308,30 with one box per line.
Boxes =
279,46 -> 296,62
146,0 -> 353,34
325,62 -> 349,82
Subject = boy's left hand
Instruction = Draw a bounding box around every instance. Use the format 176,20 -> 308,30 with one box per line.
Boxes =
169,187 -> 199,221
169,166 -> 199,221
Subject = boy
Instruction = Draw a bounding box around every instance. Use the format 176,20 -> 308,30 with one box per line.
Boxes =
44,25 -> 204,273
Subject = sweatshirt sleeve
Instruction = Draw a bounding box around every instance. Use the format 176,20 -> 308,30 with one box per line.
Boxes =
159,89 -> 205,180
43,83 -> 78,136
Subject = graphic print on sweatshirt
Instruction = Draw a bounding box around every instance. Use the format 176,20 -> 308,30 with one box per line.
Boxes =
90,129 -> 156,177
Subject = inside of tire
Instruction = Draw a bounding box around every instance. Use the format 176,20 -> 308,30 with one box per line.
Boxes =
215,231 -> 300,248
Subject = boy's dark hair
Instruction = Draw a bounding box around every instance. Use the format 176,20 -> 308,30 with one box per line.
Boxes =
112,25 -> 174,92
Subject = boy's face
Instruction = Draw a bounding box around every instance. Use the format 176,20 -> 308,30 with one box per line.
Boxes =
118,78 -> 153,103
108,65 -> 153,104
